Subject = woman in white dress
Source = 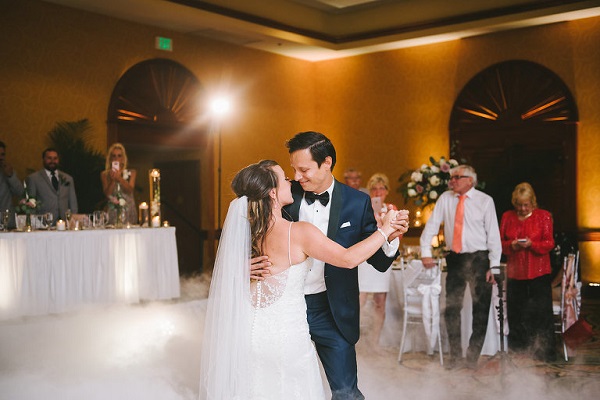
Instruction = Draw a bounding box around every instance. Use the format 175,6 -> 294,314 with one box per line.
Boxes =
358,173 -> 398,348
199,160 -> 399,400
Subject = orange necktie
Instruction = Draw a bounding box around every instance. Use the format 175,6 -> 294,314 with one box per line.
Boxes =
452,194 -> 466,253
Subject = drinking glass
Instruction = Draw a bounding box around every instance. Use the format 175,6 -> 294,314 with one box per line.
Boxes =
84,213 -> 93,229
44,212 -> 54,229
0,210 -> 8,231
65,209 -> 72,230
93,210 -> 105,229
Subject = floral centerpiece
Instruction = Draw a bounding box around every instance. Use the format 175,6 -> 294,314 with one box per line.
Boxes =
107,190 -> 126,211
107,184 -> 127,227
398,156 -> 459,207
15,183 -> 41,231
16,184 -> 41,215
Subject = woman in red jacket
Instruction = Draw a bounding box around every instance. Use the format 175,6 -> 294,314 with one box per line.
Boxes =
500,182 -> 556,362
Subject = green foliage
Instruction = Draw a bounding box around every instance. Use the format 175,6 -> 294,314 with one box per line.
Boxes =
46,119 -> 106,213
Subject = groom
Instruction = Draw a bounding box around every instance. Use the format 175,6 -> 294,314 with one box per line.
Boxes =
254,131 -> 408,399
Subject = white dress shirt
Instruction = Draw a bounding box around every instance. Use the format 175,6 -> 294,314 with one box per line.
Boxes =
420,187 -> 502,267
303,179 -> 399,294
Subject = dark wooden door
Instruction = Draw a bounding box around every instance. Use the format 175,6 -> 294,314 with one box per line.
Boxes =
452,125 -> 576,232
450,60 -> 578,233
156,159 -> 203,276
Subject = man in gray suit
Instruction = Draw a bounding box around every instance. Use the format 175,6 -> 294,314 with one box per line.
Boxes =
26,148 -> 78,221
0,141 -> 24,228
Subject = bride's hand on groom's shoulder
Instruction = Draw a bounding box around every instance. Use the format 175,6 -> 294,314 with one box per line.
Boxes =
250,255 -> 272,281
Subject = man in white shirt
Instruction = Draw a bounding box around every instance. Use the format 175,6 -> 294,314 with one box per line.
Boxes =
420,164 -> 501,370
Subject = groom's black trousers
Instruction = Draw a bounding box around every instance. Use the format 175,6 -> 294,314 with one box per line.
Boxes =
306,291 -> 364,400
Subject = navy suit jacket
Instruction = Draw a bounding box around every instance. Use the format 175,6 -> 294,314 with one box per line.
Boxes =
284,179 -> 397,344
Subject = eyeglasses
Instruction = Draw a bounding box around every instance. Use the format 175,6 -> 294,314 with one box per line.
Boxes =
449,175 -> 469,181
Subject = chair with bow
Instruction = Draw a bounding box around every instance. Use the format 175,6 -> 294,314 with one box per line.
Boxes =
552,251 -> 580,361
398,259 -> 444,365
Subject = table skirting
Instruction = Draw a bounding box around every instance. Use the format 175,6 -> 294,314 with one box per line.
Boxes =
381,266 -> 507,357
0,227 -> 180,320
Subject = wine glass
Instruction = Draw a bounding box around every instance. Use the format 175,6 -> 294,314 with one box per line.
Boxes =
44,212 -> 54,229
65,209 -> 72,230
1,210 -> 8,231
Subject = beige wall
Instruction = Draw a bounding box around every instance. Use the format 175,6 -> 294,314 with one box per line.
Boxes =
2,0 -> 600,282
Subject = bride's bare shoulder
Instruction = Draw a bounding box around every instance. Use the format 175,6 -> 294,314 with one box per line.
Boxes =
291,221 -> 322,237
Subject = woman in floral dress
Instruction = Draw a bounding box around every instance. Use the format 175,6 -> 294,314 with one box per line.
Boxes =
101,143 -> 137,225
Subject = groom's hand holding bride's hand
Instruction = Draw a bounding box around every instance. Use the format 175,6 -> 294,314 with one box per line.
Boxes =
387,209 -> 409,242
250,255 -> 272,280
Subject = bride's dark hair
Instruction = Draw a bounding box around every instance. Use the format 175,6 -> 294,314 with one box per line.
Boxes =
231,160 -> 279,258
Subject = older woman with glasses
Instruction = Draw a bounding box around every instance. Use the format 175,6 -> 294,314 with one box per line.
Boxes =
500,182 -> 556,362
358,173 -> 398,349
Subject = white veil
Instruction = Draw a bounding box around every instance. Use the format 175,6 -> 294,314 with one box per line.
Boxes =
199,196 -> 252,400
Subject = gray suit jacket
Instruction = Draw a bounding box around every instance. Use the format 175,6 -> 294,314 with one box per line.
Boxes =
26,169 -> 78,220
0,171 -> 24,228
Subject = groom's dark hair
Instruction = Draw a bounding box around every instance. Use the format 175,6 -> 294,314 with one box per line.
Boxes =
286,131 -> 336,172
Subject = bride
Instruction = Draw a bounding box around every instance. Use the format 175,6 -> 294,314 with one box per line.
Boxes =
199,160 -> 399,400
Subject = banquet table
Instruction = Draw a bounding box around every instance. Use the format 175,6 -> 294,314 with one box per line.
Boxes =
380,262 -> 507,357
0,227 -> 180,320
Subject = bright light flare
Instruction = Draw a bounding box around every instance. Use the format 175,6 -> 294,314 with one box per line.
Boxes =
210,97 -> 231,118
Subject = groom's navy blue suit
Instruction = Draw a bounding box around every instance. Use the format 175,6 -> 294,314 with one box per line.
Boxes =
284,180 -> 397,398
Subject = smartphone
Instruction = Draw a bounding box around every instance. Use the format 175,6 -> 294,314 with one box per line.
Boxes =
371,197 -> 383,213
517,238 -> 527,243
112,161 -> 120,171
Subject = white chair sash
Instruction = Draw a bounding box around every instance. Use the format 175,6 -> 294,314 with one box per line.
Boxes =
417,282 -> 442,350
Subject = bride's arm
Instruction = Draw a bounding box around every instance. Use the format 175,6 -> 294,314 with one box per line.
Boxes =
294,210 -> 398,269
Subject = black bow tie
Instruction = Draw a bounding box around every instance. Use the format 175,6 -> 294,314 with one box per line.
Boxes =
305,191 -> 330,206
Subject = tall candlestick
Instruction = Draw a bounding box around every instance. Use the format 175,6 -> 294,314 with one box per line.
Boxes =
149,169 -> 161,227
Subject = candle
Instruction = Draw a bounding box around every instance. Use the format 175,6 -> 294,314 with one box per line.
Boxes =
139,202 -> 149,227
56,219 -> 66,231
152,215 -> 160,228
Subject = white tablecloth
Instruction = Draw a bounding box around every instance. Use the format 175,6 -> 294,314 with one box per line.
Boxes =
0,227 -> 180,320
381,267 -> 506,356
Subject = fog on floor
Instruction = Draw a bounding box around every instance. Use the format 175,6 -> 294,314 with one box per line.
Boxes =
1,276 -> 598,400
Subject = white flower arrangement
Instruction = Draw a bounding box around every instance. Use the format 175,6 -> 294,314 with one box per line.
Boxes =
399,156 -> 459,207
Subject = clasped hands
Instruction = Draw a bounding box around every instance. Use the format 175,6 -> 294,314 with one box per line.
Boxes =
251,209 -> 410,280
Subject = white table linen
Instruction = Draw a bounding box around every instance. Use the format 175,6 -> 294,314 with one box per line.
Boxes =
0,227 -> 180,320
381,264 -> 505,356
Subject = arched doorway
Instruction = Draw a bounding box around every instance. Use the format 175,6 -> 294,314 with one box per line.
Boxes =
449,60 -> 578,235
107,58 -> 213,276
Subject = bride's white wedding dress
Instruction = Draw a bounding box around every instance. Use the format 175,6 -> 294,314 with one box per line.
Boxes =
250,255 -> 325,399
199,198 -> 324,400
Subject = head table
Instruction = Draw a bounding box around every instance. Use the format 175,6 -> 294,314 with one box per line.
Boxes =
0,227 -> 180,320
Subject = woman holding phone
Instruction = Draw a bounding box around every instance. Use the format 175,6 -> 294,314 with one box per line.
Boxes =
500,182 -> 556,362
101,143 -> 137,225
358,172 -> 398,349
